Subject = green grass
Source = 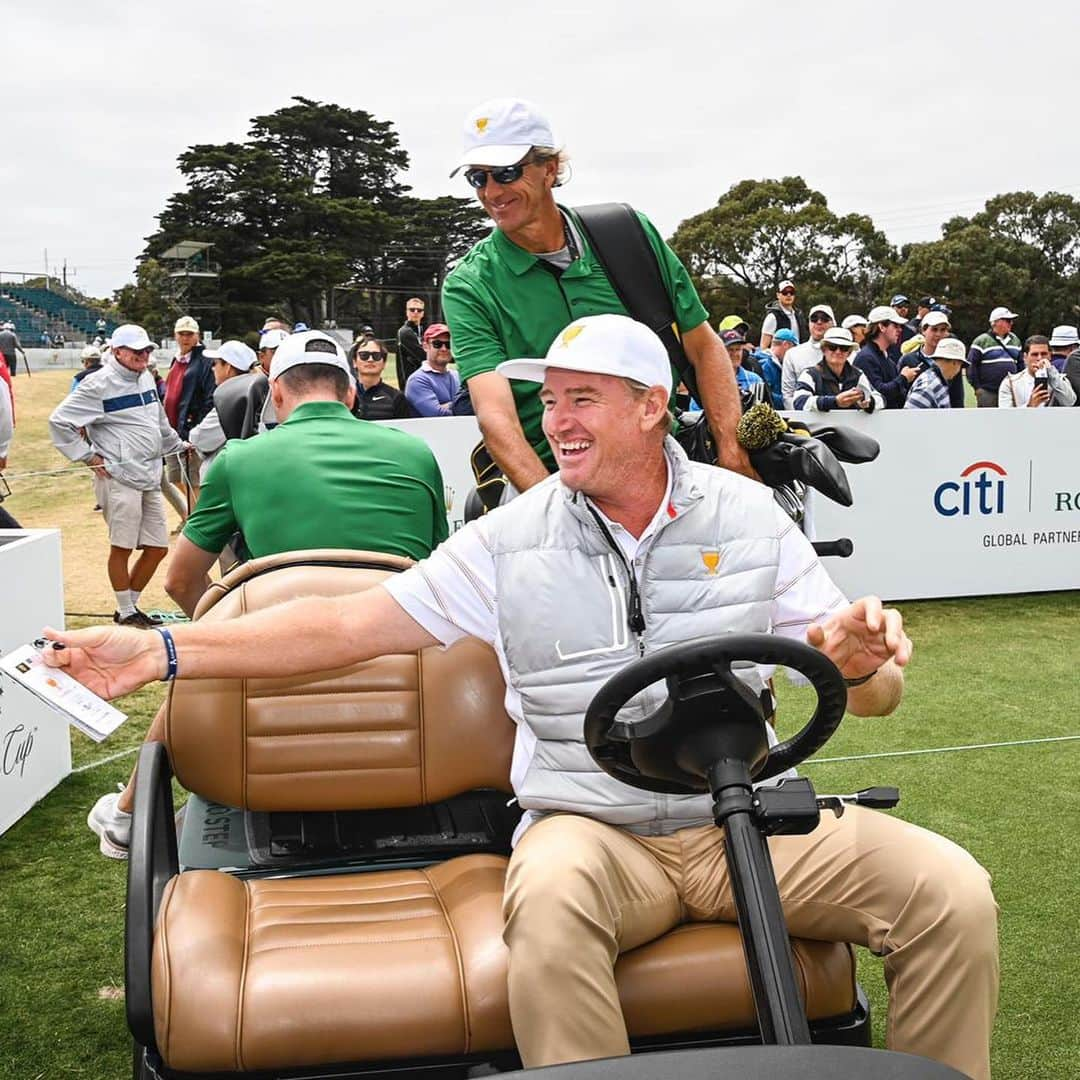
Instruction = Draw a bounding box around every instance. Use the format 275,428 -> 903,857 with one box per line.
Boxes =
1,599 -> 1078,1078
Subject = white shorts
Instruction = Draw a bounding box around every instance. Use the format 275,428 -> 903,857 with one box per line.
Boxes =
93,476 -> 169,550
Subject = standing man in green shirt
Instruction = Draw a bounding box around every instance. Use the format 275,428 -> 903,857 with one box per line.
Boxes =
86,329 -> 449,860
442,97 -> 752,492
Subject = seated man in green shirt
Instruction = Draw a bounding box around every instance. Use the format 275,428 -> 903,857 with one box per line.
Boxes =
443,97 -> 752,493
165,330 -> 449,616
85,331 -> 449,860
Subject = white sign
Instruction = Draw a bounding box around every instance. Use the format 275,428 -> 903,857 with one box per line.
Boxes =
0,529 -> 70,835
801,408 -> 1080,600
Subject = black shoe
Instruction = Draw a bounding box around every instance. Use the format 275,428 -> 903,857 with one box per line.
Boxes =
113,610 -> 156,629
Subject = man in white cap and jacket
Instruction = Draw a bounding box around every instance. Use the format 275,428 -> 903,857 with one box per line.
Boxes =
48,324 -> 187,626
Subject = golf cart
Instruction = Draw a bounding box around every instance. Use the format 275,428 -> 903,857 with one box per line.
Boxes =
124,535 -> 959,1079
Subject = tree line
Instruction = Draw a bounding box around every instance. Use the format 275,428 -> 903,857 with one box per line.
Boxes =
115,98 -> 1080,346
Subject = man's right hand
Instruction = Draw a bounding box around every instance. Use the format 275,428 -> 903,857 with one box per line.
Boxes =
835,388 -> 863,409
88,453 -> 110,479
900,365 -> 920,383
1028,385 -> 1050,407
39,625 -> 166,700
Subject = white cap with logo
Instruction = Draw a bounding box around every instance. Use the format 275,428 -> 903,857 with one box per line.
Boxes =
989,306 -> 1019,322
269,330 -> 351,381
174,315 -> 199,334
497,314 -> 672,393
203,340 -> 257,372
450,97 -> 560,177
110,324 -> 154,351
259,328 -> 290,351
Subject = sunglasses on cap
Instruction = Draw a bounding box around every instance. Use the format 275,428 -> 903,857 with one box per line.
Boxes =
464,159 -> 532,189
430,339 -> 452,350
809,313 -> 832,324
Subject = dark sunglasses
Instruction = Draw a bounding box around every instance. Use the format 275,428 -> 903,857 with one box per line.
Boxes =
357,351 -> 385,361
823,342 -> 853,353
407,306 -> 424,313
464,161 -> 529,189
809,314 -> 832,324
780,288 -> 796,296
430,339 -> 451,349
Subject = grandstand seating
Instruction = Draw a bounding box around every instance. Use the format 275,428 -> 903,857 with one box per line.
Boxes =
0,285 -> 115,341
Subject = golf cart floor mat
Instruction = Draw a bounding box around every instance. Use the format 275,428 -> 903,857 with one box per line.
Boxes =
179,790 -> 521,875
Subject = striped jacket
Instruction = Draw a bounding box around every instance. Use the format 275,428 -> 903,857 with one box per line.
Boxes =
967,332 -> 1020,393
49,356 -> 185,490
904,365 -> 953,409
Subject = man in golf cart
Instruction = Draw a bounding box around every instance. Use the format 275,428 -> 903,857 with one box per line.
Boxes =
44,315 -> 998,1080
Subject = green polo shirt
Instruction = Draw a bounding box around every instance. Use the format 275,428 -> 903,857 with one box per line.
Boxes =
442,206 -> 708,469
183,401 -> 448,561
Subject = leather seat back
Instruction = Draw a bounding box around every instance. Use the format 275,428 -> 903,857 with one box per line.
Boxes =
167,550 -> 514,811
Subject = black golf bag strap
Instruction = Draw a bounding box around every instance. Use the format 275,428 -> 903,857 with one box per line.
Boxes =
573,202 -> 701,402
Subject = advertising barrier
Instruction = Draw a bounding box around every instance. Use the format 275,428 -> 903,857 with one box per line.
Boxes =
381,409 -> 1080,602
0,529 -> 69,836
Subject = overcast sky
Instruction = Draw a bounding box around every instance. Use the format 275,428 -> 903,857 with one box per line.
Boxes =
2,1 -> 1074,300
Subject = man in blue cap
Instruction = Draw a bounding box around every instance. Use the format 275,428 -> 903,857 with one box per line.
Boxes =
759,328 -> 796,408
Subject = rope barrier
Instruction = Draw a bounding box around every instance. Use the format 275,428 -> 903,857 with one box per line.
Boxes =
807,733 -> 1080,764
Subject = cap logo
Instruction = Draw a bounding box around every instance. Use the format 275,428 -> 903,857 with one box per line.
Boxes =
701,550 -> 720,575
475,117 -> 489,133
559,325 -> 585,348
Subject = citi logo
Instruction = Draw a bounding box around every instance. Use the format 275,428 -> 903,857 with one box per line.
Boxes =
933,461 -> 1007,517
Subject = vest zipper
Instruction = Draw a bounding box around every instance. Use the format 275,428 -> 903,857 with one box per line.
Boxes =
585,505 -> 646,654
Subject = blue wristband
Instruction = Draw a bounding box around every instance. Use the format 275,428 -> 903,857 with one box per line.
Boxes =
155,627 -> 178,682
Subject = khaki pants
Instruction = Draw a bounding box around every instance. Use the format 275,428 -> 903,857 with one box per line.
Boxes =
503,808 -> 997,1079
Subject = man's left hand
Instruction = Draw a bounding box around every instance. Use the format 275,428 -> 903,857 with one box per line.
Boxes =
806,596 -> 912,682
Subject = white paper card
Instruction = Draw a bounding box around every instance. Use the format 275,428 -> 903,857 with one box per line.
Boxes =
0,644 -> 126,743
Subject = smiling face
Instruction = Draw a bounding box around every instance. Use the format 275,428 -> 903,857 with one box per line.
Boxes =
113,345 -> 152,373
473,154 -> 559,238
540,368 -> 667,502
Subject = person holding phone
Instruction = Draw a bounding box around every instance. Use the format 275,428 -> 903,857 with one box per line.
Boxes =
998,335 -> 1077,408
791,327 -> 883,412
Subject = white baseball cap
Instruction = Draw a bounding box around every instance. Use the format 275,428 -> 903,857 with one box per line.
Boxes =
1049,325 -> 1079,347
80,344 -> 102,361
497,314 -> 672,393
110,324 -> 154,351
929,337 -> 969,364
989,306 -> 1019,322
821,327 -> 857,351
920,311 -> 951,329
259,328 -> 290,351
808,304 -> 836,321
269,329 -> 351,381
450,97 -> 560,177
174,315 -> 200,334
204,340 -> 257,372
841,314 -> 868,330
868,306 -> 908,326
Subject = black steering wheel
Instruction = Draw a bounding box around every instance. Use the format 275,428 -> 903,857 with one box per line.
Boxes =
584,634 -> 848,794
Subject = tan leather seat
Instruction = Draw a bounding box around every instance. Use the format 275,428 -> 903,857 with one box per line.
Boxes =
152,551 -> 857,1073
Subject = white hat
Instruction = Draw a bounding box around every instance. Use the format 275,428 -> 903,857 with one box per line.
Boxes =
920,311 -> 951,329
821,327 -> 857,351
841,314 -> 868,330
778,280 -> 796,291
808,303 -> 835,320
1049,325 -> 1079,348
868,305 -> 908,326
259,328 -> 290,350
929,337 -> 969,364
269,329 -> 351,381
497,314 -> 672,393
204,340 -> 257,372
80,344 -> 102,361
989,306 -> 1019,322
110,324 -> 154,351
450,97 -> 560,177
174,315 -> 199,333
